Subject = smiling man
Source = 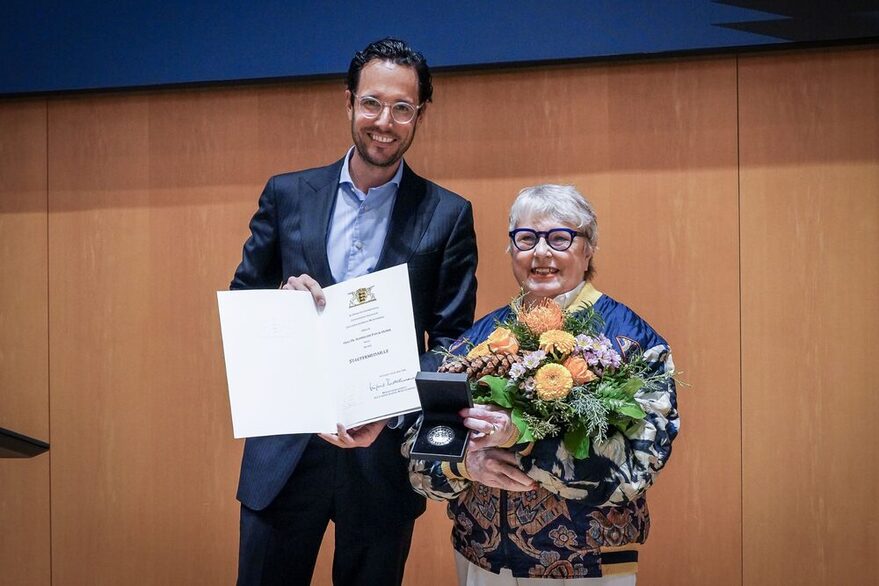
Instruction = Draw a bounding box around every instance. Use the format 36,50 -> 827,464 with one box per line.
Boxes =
230,38 -> 478,585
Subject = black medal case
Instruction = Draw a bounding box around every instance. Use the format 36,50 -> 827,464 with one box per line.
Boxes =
411,372 -> 472,462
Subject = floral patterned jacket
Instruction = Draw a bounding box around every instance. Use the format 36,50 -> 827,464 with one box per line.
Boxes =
405,285 -> 679,578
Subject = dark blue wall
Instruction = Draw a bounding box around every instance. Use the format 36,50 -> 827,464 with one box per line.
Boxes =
2,1 -> 877,95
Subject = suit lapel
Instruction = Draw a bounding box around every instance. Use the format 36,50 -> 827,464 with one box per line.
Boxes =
375,163 -> 437,271
300,159 -> 343,286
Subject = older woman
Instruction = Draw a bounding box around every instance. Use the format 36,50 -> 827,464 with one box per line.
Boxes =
406,184 -> 679,585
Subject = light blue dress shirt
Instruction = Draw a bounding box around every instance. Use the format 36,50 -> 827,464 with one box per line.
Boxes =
326,147 -> 402,282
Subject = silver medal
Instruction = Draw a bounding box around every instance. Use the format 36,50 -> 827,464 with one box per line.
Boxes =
426,425 -> 455,447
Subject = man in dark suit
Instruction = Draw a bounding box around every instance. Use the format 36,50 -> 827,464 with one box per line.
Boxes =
230,38 -> 478,585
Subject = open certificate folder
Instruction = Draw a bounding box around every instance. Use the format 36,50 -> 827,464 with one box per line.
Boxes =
217,264 -> 422,438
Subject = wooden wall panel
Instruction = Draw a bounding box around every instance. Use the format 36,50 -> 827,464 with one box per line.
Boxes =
0,100 -> 50,585
739,48 -> 879,585
410,57 -> 741,585
0,100 -> 50,443
46,80 -> 351,585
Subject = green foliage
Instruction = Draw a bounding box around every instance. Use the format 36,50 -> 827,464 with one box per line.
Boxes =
510,408 -> 535,443
563,304 -> 603,335
563,425 -> 591,459
568,387 -> 610,441
616,376 -> 646,399
477,375 -> 514,408
519,411 -> 561,440
616,403 -> 646,419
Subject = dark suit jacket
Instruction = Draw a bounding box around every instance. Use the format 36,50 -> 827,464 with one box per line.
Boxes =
230,158 -> 478,516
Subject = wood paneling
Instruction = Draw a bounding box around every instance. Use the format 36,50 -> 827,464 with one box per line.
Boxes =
0,100 -> 50,585
0,100 -> 50,442
739,47 -> 879,585
46,80 -> 351,584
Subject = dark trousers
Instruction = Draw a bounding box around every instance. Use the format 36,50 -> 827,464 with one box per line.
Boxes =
237,436 -> 415,586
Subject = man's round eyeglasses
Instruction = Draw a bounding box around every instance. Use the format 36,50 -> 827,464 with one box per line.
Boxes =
509,228 -> 585,252
353,93 -> 423,124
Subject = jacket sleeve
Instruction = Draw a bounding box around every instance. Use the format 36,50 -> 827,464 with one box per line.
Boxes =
521,344 -> 679,507
230,177 -> 283,291
419,201 -> 478,372
405,308 -> 514,499
403,414 -> 473,501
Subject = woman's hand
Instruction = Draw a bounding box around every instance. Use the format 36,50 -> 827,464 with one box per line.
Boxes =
464,448 -> 535,492
461,405 -> 518,450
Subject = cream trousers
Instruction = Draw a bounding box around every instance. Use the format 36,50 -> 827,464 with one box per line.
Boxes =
454,552 -> 636,586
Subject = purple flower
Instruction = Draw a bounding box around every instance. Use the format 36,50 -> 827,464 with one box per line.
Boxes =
509,362 -> 527,380
598,347 -> 622,369
596,334 -> 613,351
522,350 -> 546,370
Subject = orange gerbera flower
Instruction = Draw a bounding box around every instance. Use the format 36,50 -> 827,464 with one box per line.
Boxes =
539,330 -> 577,357
518,299 -> 565,334
535,363 -> 574,400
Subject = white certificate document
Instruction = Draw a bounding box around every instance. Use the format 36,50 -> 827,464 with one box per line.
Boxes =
217,263 -> 422,438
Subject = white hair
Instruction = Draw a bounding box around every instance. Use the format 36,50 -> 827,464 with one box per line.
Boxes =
509,184 -> 598,248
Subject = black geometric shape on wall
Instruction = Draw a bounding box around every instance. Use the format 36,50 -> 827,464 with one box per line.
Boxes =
713,0 -> 879,41
0,427 -> 49,458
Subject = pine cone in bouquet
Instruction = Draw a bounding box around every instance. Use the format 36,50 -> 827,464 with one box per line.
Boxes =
438,352 -> 521,379
437,356 -> 468,374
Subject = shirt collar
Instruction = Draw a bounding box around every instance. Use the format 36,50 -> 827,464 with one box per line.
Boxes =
339,146 -> 404,196
555,281 -> 602,310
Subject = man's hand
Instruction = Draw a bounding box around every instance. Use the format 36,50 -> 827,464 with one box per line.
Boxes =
464,448 -> 536,492
318,420 -> 387,449
461,405 -> 517,450
280,274 -> 326,309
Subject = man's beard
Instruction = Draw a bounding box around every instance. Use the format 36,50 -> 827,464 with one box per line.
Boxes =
351,121 -> 416,169
354,141 -> 400,168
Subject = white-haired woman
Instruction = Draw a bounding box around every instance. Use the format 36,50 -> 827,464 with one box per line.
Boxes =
406,184 -> 679,585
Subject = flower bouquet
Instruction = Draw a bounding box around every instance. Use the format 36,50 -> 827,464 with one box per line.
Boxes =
438,297 -> 669,459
